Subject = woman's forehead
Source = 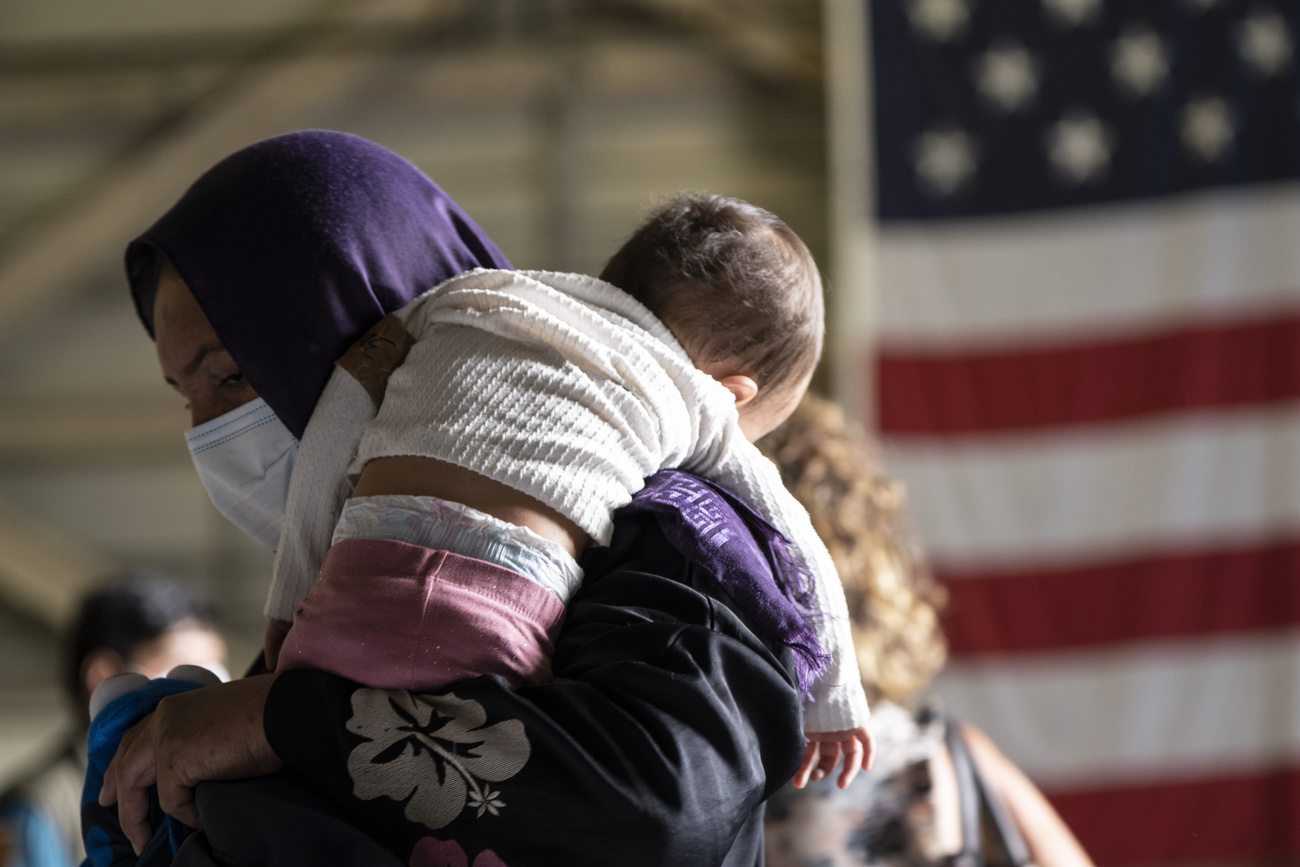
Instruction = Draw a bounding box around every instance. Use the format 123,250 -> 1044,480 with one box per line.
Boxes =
154,270 -> 225,366
155,269 -> 211,331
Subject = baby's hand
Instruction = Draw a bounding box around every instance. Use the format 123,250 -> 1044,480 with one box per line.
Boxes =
792,725 -> 873,790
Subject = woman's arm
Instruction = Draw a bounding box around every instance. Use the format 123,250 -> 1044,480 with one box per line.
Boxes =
961,724 -> 1095,867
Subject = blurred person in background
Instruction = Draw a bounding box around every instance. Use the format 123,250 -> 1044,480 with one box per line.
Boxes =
0,572 -> 226,867
759,395 -> 1093,867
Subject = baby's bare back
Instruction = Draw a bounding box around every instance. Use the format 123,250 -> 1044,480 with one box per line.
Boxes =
351,455 -> 589,557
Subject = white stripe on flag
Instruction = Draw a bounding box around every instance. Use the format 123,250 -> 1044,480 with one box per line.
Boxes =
884,406 -> 1300,568
879,184 -> 1300,347
932,629 -> 1300,788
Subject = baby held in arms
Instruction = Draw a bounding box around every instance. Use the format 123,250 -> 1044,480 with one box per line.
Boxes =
268,194 -> 872,787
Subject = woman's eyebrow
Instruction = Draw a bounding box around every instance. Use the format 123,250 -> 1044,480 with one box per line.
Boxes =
164,343 -> 227,385
183,343 -> 225,376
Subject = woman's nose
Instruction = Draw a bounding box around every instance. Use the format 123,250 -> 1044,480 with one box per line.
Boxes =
188,389 -> 257,428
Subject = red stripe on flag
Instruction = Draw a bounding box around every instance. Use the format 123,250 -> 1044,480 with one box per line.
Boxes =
1048,769 -> 1300,865
878,312 -> 1300,434
941,539 -> 1300,656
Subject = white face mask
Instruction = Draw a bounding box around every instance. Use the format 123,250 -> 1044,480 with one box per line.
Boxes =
185,398 -> 299,550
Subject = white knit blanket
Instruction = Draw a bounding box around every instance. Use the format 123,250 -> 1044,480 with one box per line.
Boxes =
268,269 -> 867,732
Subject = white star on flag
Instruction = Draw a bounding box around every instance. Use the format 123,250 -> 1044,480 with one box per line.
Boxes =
914,127 -> 978,195
1045,111 -> 1112,184
908,0 -> 970,42
1238,8 -> 1292,77
974,42 -> 1040,112
1111,26 -> 1170,98
1181,95 -> 1235,161
1043,0 -> 1102,28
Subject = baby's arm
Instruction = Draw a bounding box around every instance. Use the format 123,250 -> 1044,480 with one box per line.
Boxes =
794,725 -> 874,790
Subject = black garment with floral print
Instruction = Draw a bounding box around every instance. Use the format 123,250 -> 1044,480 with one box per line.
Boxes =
264,502 -> 806,867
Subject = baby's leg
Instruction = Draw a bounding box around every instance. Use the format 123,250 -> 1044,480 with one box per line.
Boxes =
277,463 -> 585,692
277,538 -> 566,690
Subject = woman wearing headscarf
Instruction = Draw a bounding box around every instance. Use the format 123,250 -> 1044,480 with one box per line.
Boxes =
98,131 -> 804,866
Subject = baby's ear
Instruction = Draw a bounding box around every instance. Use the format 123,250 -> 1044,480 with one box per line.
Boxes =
716,374 -> 759,408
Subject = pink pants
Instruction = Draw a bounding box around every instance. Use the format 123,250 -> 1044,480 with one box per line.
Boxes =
277,538 -> 566,689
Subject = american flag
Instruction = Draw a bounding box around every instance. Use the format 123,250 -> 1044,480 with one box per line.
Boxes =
868,0 -> 1300,861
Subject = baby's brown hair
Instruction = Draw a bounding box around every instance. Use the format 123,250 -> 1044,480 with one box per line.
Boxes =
599,193 -> 824,403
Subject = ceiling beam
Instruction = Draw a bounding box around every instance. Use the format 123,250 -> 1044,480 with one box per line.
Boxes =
614,0 -> 823,90
0,396 -> 188,463
0,500 -> 114,629
0,51 -> 368,331
0,12 -> 473,77
0,2 -> 474,335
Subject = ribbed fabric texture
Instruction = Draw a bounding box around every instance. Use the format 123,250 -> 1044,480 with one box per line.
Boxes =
268,269 -> 867,732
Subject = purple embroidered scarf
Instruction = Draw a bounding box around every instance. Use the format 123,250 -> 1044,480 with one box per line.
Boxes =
126,130 -> 511,438
629,470 -> 829,699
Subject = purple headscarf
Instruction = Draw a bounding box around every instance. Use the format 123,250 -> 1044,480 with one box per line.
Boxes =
126,130 -> 511,438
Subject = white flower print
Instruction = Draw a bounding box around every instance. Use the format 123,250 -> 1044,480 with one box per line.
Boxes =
346,690 -> 530,831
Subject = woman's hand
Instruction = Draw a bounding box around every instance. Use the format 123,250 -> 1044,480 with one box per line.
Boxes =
99,673 -> 284,854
